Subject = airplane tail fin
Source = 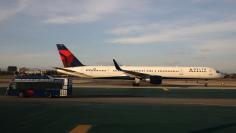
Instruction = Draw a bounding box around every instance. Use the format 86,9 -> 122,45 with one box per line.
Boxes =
56,44 -> 85,67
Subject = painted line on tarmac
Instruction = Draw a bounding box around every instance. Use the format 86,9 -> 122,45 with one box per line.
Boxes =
76,98 -> 236,107
70,124 -> 92,133
73,85 -> 236,89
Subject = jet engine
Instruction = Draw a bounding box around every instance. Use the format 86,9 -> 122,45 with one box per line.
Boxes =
145,76 -> 162,84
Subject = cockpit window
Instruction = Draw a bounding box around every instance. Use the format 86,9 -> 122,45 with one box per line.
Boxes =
216,70 -> 220,73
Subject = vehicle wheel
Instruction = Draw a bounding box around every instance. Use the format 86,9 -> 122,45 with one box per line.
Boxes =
18,92 -> 24,98
48,92 -> 53,98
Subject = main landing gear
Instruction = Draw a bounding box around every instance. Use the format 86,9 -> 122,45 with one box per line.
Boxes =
132,78 -> 140,86
204,79 -> 208,87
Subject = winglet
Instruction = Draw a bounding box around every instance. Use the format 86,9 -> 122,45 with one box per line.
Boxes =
113,59 -> 122,71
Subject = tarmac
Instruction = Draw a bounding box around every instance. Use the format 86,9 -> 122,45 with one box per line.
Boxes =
0,78 -> 236,133
0,96 -> 236,107
1,77 -> 236,87
0,96 -> 236,133
73,78 -> 236,87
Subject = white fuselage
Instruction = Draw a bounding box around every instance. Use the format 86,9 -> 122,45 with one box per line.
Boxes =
57,66 -> 223,79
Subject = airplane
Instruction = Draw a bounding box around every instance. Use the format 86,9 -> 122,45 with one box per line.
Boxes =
55,44 -> 224,86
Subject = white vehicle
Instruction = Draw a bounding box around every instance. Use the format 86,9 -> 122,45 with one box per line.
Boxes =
55,44 -> 223,86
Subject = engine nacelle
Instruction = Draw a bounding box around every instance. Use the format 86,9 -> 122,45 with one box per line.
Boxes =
146,76 -> 162,84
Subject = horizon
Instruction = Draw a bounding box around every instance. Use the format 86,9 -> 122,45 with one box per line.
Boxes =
0,0 -> 236,73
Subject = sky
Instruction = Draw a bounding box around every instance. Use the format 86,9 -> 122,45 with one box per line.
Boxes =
0,0 -> 236,73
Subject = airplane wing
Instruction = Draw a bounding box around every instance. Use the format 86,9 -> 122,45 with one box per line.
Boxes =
113,59 -> 151,79
54,67 -> 93,78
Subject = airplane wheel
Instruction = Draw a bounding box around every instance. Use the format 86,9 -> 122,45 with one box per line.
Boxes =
204,79 -> 208,87
133,78 -> 140,86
